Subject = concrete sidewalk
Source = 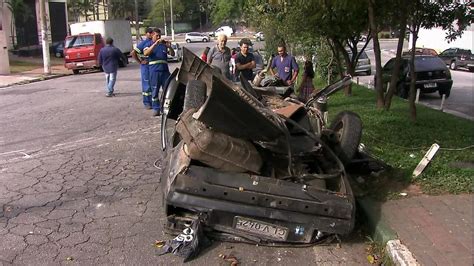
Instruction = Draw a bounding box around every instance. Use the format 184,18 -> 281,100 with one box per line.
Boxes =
0,64 -> 70,88
359,194 -> 473,265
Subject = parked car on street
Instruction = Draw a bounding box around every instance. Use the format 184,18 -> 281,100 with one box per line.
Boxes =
379,55 -> 453,98
51,41 -> 64,58
402,47 -> 438,56
348,51 -> 371,76
208,26 -> 234,38
254,32 -> 265,41
185,32 -> 210,43
167,42 -> 183,62
438,47 -> 474,71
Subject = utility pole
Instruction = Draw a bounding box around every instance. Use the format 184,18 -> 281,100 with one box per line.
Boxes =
39,0 -> 51,74
162,0 -> 167,36
0,0 -> 11,74
134,0 -> 140,41
170,0 -> 174,41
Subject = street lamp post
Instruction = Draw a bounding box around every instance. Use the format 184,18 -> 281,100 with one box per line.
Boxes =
39,0 -> 51,74
162,0 -> 167,36
170,0 -> 174,41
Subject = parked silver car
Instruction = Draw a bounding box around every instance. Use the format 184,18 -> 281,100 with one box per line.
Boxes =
349,51 -> 371,76
185,32 -> 210,43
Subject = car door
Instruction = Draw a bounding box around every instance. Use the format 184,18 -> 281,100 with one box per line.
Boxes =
438,49 -> 453,64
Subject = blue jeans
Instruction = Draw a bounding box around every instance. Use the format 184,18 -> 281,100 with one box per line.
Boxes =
105,72 -> 117,93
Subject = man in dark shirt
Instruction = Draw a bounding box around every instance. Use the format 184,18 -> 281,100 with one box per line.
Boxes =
235,40 -> 256,81
98,37 -> 123,97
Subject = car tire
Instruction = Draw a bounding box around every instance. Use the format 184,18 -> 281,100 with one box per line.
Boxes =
438,89 -> 450,98
72,69 -> 80,75
257,37 -> 261,42
366,69 -> 372,75
450,61 -> 457,70
186,39 -> 191,43
203,38 -> 208,42
397,83 -> 409,99
55,52 -> 62,58
183,80 -> 207,112
329,111 -> 362,165
469,67 -> 474,72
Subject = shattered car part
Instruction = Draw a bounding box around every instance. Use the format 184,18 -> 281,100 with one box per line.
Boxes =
160,47 -> 362,245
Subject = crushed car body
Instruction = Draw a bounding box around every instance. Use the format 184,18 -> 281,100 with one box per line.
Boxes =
159,47 -> 362,245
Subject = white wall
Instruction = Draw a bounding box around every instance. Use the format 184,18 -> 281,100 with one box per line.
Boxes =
412,24 -> 474,53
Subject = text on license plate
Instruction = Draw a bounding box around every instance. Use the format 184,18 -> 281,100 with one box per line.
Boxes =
76,62 -> 84,67
233,216 -> 289,240
424,83 -> 437,88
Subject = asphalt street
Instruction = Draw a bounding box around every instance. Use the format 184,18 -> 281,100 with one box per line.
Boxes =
0,62 -> 372,265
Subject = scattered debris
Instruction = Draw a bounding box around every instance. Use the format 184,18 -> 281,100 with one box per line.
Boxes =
156,219 -> 211,262
66,256 -> 74,261
409,154 -> 415,158
400,192 -> 408,197
219,253 -> 239,265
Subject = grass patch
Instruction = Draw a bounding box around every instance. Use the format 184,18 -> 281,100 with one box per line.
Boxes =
326,83 -> 473,195
9,60 -> 43,73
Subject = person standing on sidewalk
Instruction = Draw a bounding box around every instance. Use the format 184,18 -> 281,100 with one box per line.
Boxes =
207,34 -> 231,80
98,37 -> 123,97
235,39 -> 256,81
270,43 -> 299,86
131,28 -> 154,108
143,28 -> 174,116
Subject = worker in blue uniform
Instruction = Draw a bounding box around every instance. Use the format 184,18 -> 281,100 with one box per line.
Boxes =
131,28 -> 154,109
143,28 -> 174,116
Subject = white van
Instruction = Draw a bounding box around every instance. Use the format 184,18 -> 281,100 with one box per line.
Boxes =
212,26 -> 234,38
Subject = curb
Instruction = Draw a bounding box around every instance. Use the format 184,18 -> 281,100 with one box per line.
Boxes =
0,73 -> 71,88
357,197 -> 419,265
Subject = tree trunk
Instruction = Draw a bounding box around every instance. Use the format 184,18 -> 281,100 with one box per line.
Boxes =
368,0 -> 384,108
384,1 -> 408,110
408,24 -> 418,122
334,39 -> 353,96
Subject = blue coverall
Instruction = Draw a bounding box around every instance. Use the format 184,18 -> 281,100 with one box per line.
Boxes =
148,43 -> 170,111
134,39 -> 153,107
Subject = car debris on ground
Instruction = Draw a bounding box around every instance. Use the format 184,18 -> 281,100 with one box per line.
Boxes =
156,47 -> 383,262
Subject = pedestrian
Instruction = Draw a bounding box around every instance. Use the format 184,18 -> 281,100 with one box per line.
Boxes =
131,27 -> 154,109
143,28 -> 175,116
98,37 -> 123,97
235,39 -> 256,81
298,60 -> 316,102
207,34 -> 231,79
201,47 -> 210,62
270,43 -> 299,86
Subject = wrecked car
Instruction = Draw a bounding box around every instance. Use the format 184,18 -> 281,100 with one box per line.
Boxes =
159,47 -> 362,245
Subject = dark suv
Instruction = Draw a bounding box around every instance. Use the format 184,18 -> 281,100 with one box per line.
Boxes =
438,48 -> 474,71
380,55 -> 453,98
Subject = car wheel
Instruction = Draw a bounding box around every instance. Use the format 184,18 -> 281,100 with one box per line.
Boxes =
72,69 -> 80,75
186,39 -> 191,43
450,61 -> 457,70
397,83 -> 409,99
438,88 -> 451,98
183,80 -> 207,112
203,38 -> 208,42
366,69 -> 371,75
257,37 -> 261,42
469,67 -> 474,72
55,52 -> 62,58
329,111 -> 362,165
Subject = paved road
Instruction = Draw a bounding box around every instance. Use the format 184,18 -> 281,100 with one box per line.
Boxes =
0,64 -> 371,264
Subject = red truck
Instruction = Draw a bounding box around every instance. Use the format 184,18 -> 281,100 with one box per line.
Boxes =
64,20 -> 132,74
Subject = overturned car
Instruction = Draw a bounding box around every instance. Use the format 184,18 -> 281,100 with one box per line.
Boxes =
159,48 -> 362,245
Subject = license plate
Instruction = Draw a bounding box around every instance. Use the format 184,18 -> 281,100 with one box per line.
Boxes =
424,83 -> 437,88
233,216 -> 288,240
76,62 -> 84,67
